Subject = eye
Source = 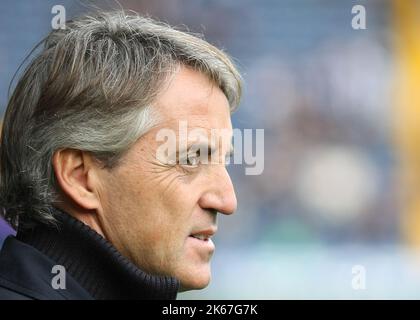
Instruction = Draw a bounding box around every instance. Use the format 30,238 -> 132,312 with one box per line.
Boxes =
185,150 -> 201,167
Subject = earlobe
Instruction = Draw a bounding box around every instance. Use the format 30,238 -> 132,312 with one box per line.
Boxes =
52,149 -> 101,211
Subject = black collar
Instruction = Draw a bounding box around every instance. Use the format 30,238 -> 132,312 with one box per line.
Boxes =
16,208 -> 179,300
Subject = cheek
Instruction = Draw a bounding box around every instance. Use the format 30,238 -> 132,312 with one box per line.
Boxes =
102,159 -> 209,271
144,185 -> 205,269
122,175 -> 197,245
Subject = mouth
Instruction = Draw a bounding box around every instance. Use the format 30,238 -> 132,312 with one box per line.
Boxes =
189,227 -> 216,240
189,234 -> 211,241
188,228 -> 217,251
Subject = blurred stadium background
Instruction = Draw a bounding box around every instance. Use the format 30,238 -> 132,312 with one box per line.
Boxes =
1,0 -> 420,299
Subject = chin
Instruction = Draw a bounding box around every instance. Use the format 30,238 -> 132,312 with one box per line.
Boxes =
176,265 -> 212,292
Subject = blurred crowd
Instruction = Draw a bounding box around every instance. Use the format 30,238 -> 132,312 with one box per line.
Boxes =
0,0 -> 401,248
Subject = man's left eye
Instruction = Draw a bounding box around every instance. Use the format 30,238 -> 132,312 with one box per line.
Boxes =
186,152 -> 200,167
186,155 -> 200,167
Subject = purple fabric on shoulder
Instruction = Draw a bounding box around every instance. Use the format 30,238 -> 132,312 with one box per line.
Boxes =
0,217 -> 15,248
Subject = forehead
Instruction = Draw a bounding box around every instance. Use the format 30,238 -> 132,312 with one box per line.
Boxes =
153,66 -> 232,132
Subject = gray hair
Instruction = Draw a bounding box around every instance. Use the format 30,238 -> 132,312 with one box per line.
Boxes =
0,10 -> 242,228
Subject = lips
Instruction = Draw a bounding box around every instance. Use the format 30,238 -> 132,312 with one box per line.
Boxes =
190,234 -> 210,241
189,227 -> 217,241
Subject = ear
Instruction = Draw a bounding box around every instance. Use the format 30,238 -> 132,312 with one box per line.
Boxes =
52,149 -> 101,211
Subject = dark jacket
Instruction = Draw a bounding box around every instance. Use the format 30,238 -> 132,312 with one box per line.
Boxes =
0,209 -> 179,300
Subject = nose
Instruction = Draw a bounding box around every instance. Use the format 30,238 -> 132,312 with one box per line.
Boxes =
198,166 -> 237,215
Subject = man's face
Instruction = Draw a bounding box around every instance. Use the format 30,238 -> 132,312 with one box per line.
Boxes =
95,66 -> 237,290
